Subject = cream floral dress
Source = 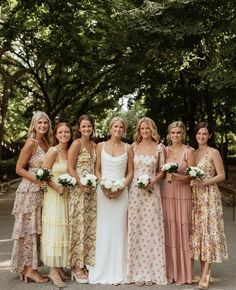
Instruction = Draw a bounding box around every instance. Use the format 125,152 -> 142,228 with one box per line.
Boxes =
11,144 -> 45,273
126,143 -> 167,284
68,145 -> 96,267
190,147 -> 228,263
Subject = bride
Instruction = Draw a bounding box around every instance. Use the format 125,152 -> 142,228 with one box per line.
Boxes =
89,117 -> 133,284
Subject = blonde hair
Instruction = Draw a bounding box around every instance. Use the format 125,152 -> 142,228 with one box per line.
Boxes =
167,121 -> 186,144
109,117 -> 126,133
27,111 -> 53,146
134,117 -> 160,144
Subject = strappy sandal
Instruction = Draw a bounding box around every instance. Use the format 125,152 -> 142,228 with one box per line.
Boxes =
145,281 -> 153,286
48,269 -> 67,288
71,270 -> 88,284
135,280 -> 145,286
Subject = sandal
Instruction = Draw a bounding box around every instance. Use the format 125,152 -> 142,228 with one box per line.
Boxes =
71,269 -> 88,284
58,268 -> 71,281
135,280 -> 145,286
48,269 -> 67,288
145,281 -> 153,286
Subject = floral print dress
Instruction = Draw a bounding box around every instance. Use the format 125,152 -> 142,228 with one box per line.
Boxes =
68,146 -> 96,267
126,143 -> 167,284
190,147 -> 228,263
11,145 -> 45,273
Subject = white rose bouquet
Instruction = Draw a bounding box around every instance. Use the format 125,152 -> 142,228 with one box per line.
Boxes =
162,162 -> 179,173
185,166 -> 205,179
35,167 -> 52,192
80,173 -> 97,189
100,177 -> 126,193
162,162 -> 179,183
58,173 -> 77,188
36,167 -> 52,181
136,174 -> 153,193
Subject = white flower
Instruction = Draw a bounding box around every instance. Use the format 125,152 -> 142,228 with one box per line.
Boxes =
58,173 -> 77,187
80,173 -> 97,188
36,168 -> 44,177
162,162 -> 179,173
136,174 -> 150,189
189,170 -> 197,177
185,166 -> 205,179
101,177 -> 125,193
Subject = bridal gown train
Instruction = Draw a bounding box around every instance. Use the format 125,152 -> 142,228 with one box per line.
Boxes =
89,142 -> 128,284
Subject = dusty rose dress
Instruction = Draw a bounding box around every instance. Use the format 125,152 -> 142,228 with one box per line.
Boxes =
126,143 -> 167,285
161,145 -> 193,285
190,147 -> 228,263
11,145 -> 45,273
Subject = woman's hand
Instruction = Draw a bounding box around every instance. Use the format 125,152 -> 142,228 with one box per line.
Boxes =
190,179 -> 205,187
145,178 -> 155,192
102,187 -> 123,199
79,183 -> 96,194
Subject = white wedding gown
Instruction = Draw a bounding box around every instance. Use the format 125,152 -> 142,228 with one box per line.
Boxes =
89,143 -> 128,284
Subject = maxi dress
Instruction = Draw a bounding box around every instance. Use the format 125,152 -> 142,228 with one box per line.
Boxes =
41,147 -> 69,267
89,142 -> 128,284
11,144 -> 45,273
190,147 -> 228,263
126,143 -> 167,284
161,145 -> 193,285
68,146 -> 96,268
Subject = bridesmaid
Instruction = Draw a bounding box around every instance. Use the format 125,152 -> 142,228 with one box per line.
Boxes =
41,122 -> 73,288
67,115 -> 96,283
161,121 -> 195,285
10,111 -> 52,282
89,117 -> 134,284
190,122 -> 228,290
126,117 -> 167,286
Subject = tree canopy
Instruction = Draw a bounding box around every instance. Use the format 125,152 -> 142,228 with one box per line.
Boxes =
0,0 -> 236,160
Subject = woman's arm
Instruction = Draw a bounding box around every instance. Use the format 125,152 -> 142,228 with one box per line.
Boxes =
192,148 -> 225,187
172,147 -> 196,183
16,140 -> 40,184
42,148 -> 65,194
67,139 -> 81,183
124,144 -> 134,187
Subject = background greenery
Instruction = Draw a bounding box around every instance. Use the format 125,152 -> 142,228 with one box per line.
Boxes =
1,0 -> 236,169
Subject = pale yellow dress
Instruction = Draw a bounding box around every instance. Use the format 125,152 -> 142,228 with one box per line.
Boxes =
41,147 -> 69,267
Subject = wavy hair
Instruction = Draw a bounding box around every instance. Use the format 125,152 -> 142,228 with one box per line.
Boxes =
27,111 -> 53,146
134,117 -> 160,144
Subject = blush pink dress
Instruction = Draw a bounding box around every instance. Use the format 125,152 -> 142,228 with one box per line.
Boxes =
161,145 -> 193,285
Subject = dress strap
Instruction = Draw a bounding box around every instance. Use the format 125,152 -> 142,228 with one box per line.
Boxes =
102,141 -> 105,150
49,146 -> 61,161
124,143 -> 127,152
205,147 -> 210,161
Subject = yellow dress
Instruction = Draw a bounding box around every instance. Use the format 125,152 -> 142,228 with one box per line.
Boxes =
41,147 -> 69,267
68,146 -> 96,267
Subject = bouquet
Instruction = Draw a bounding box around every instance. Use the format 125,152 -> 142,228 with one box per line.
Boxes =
35,167 -> 52,192
162,162 -> 179,173
80,173 -> 97,189
136,174 -> 153,193
100,177 -> 126,193
58,173 -> 77,188
185,166 -> 205,179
